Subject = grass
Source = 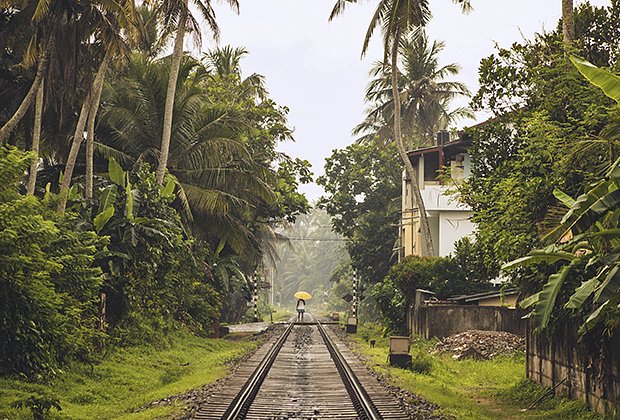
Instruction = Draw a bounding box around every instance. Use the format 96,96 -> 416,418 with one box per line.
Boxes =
269,306 -> 295,322
351,323 -> 601,420
0,330 -> 259,419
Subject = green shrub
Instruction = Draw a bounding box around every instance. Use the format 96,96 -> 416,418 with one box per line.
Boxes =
409,351 -> 433,374
11,393 -> 62,420
0,147 -> 105,378
373,254 -> 493,335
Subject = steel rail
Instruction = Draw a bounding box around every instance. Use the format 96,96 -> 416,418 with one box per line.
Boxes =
316,321 -> 383,420
222,322 -> 294,419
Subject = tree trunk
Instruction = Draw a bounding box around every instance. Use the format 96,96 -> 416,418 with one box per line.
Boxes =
26,79 -> 44,195
156,0 -> 188,185
391,32 -> 435,257
0,35 -> 52,145
562,0 -> 574,46
86,51 -> 112,199
57,91 -> 91,214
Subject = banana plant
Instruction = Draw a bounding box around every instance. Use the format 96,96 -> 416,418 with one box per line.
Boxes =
93,157 -> 176,235
503,57 -> 620,334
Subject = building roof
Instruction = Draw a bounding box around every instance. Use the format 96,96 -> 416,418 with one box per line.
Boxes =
406,133 -> 472,158
415,289 -> 436,295
450,288 -> 519,303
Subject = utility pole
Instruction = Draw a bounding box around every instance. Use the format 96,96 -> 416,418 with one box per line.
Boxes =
352,271 -> 358,319
253,275 -> 259,322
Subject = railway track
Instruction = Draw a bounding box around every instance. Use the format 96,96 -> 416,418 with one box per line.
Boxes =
195,315 -> 408,419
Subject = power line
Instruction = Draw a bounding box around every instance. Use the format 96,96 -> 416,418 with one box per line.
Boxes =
284,237 -> 348,241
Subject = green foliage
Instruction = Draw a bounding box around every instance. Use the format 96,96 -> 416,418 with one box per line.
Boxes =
94,162 -> 221,338
409,351 -> 433,374
461,3 -> 620,294
504,158 -> 620,334
11,393 -> 61,420
0,147 -> 106,378
571,55 -> 620,104
0,330 -> 258,419
373,253 -> 492,334
273,209 -> 347,309
98,50 -> 310,268
351,324 -> 530,420
318,139 -> 401,284
503,55 -> 620,336
500,379 -> 600,419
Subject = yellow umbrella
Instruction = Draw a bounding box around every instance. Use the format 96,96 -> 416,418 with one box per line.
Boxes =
294,291 -> 312,300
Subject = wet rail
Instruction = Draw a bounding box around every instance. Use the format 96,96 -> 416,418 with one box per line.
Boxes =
195,316 -> 407,419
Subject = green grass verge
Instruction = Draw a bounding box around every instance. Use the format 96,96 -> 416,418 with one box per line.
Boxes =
0,330 -> 258,419
270,307 -> 295,322
352,323 -> 600,420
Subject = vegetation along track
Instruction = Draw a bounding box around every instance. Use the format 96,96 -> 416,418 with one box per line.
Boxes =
195,315 -> 407,419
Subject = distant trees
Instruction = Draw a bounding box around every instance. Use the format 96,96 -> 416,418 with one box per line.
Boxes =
273,210 -> 346,307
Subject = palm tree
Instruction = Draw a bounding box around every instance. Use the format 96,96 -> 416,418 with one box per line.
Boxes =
204,45 -> 267,100
562,0 -> 574,45
57,0 -> 135,212
26,80 -> 44,195
97,52 -> 275,261
354,30 -> 472,148
0,0 -> 54,145
330,0 -> 471,256
154,0 -> 239,185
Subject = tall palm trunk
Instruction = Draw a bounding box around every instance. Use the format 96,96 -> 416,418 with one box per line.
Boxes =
562,0 -> 574,45
26,79 -> 45,195
156,0 -> 188,185
391,32 -> 435,257
0,35 -> 52,145
86,51 -> 112,199
57,90 -> 91,214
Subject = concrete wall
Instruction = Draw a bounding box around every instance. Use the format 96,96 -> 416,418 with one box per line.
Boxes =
410,304 -> 527,339
527,323 -> 620,416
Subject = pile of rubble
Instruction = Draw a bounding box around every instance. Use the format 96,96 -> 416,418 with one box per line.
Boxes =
435,330 -> 525,360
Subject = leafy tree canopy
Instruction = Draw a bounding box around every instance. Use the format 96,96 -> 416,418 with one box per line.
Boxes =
318,139 -> 401,284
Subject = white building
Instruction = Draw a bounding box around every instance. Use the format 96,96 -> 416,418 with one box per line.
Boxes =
399,131 -> 476,258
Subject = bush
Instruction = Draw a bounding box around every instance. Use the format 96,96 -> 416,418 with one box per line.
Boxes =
0,147 -> 106,378
410,352 -> 433,374
373,253 -> 494,335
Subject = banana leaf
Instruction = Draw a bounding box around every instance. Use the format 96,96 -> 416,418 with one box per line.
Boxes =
108,157 -> 125,187
562,184 -> 619,236
570,56 -> 620,104
565,277 -> 600,310
502,250 -> 575,271
94,206 -> 115,233
578,301 -> 610,335
553,188 -> 575,208
533,264 -> 573,329
98,185 -> 118,213
594,265 -> 620,303
519,292 -> 540,309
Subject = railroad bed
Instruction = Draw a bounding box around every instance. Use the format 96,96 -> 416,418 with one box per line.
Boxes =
194,315 -> 408,419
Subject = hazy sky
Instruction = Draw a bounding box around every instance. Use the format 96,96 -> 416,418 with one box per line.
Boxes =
200,0 -> 611,200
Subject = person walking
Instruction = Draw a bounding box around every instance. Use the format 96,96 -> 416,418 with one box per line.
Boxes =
296,298 -> 306,322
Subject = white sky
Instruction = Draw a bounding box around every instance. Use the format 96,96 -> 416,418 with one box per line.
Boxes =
201,0 -> 611,200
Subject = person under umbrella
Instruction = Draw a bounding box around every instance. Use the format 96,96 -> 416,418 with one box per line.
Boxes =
296,298 -> 305,322
294,291 -> 312,322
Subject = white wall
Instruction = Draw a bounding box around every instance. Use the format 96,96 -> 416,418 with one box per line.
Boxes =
438,211 -> 476,257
